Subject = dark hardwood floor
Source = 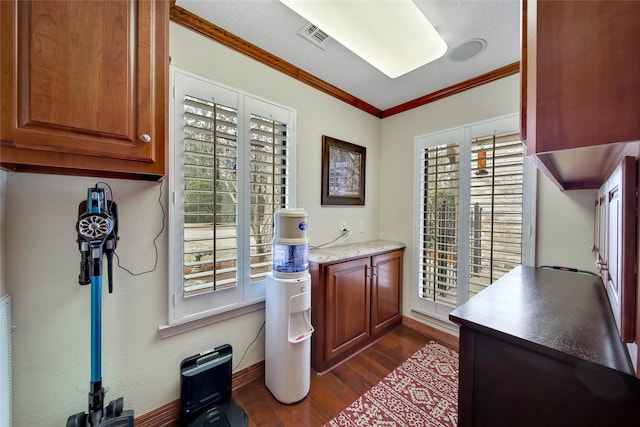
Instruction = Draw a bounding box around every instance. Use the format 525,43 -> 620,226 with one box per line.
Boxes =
233,325 -> 447,427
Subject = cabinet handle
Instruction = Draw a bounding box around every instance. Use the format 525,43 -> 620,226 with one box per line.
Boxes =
140,133 -> 151,143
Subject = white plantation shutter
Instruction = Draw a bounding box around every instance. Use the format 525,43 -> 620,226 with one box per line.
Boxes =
170,68 -> 296,323
418,142 -> 460,307
183,97 -> 239,297
249,113 -> 290,282
414,114 -> 532,316
469,132 -> 523,297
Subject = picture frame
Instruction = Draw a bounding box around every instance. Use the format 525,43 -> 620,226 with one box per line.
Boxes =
321,135 -> 366,205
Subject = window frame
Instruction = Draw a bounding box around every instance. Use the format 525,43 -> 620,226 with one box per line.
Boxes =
411,114 -> 536,323
167,66 -> 297,329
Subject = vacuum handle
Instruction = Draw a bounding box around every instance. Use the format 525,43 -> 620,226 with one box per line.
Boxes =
105,246 -> 114,293
79,242 -> 91,286
104,200 -> 118,293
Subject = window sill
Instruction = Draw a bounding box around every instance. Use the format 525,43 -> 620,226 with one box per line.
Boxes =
158,300 -> 265,338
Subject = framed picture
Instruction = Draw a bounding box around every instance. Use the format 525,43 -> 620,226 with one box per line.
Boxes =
321,136 -> 366,205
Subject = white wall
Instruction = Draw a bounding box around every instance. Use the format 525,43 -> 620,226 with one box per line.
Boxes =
536,177 -> 596,272
5,24 -> 597,425
4,23 -> 380,425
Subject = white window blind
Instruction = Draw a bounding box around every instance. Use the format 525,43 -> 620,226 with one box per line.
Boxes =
413,114 -> 532,318
249,113 -> 289,282
183,97 -> 239,297
170,68 -> 296,324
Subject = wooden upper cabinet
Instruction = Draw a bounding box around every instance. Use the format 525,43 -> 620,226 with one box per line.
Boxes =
0,0 -> 168,179
523,0 -> 640,189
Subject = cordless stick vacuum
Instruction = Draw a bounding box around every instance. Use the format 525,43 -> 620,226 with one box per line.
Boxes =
67,186 -> 134,427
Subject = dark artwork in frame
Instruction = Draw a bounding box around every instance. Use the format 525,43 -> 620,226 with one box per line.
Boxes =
321,135 -> 365,205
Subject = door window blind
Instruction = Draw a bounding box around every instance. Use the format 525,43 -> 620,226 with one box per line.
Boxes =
418,142 -> 460,307
469,132 -> 524,297
416,121 -> 525,311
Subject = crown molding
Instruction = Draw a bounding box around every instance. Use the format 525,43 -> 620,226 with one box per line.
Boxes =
170,3 -> 519,119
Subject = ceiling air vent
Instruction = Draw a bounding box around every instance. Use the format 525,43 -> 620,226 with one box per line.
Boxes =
299,23 -> 332,50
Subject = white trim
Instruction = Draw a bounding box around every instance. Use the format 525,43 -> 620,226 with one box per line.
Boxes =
410,307 -> 460,337
521,154 -> 537,267
411,113 -> 535,317
158,300 -> 265,339
168,66 -> 297,329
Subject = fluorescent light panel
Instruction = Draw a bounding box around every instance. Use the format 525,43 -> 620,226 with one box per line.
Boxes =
280,0 -> 447,78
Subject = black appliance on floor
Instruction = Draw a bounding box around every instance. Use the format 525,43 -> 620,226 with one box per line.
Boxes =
179,344 -> 249,427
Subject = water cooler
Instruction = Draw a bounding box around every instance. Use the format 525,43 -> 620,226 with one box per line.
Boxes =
265,209 -> 314,404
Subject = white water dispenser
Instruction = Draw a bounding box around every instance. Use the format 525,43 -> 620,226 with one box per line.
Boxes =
265,209 -> 314,403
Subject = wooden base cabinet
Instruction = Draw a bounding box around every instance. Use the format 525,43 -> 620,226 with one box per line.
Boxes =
0,0 -> 168,179
310,249 -> 403,373
451,266 -> 640,426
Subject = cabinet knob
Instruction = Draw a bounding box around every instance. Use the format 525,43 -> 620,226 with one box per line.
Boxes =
140,133 -> 151,143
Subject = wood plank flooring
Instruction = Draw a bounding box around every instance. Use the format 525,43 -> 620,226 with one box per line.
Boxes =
233,325 -> 451,427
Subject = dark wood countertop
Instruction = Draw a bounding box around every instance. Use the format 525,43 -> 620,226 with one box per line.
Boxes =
449,265 -> 634,375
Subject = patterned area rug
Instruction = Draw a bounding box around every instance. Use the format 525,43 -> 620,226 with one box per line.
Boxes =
325,341 -> 459,427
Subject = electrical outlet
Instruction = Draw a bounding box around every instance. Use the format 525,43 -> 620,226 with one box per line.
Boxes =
340,221 -> 348,232
359,221 -> 365,233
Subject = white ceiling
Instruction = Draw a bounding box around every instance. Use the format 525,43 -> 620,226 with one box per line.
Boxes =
175,0 -> 521,111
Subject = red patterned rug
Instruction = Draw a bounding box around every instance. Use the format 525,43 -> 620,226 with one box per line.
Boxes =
325,341 -> 458,427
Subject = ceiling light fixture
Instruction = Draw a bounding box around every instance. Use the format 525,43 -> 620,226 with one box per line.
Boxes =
280,0 -> 447,79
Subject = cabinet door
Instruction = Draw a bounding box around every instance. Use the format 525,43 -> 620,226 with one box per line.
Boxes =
603,157 -> 636,343
0,0 -> 168,178
371,250 -> 403,335
528,0 -> 640,153
325,257 -> 370,362
523,0 -> 640,189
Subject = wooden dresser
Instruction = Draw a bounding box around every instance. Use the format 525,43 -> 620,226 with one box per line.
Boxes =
450,266 -> 640,426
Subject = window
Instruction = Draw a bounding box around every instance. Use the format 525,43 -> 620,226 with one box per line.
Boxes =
169,68 -> 296,325
413,114 -> 534,320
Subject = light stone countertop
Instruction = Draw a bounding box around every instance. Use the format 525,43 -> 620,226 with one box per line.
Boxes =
308,239 -> 405,264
